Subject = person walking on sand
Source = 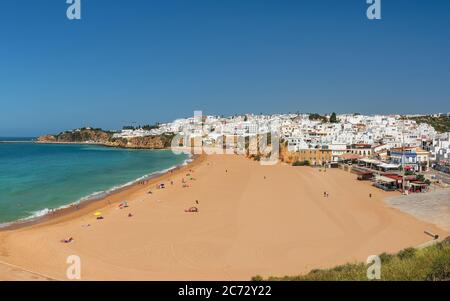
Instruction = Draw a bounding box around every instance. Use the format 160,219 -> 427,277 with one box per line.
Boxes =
324,191 -> 327,197
369,193 -> 372,198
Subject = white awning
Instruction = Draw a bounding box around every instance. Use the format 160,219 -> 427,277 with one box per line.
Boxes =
378,163 -> 400,169
359,158 -> 383,165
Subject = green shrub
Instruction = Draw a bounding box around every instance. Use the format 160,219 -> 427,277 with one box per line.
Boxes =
425,251 -> 450,281
379,252 -> 394,264
398,248 -> 416,260
254,237 -> 450,281
406,115 -> 450,133
292,160 -> 310,166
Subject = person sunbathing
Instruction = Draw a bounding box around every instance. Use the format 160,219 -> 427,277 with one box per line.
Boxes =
185,207 -> 199,213
61,237 -> 74,243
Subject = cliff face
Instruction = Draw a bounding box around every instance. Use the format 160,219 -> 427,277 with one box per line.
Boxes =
279,143 -> 298,164
37,135 -> 57,142
37,129 -> 175,150
38,129 -> 112,143
107,134 -> 175,149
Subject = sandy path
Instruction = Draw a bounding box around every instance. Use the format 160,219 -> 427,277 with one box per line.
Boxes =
0,155 -> 447,280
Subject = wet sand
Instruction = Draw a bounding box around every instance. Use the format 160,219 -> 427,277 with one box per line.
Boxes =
0,155 -> 447,280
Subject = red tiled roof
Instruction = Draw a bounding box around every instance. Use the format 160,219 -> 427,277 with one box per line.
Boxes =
384,174 -> 403,181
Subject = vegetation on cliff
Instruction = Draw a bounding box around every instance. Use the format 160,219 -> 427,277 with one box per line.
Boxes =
308,113 -> 328,123
252,237 -> 450,281
37,128 -> 175,149
404,115 -> 450,133
109,133 -> 175,149
37,128 -> 113,143
307,113 -> 340,123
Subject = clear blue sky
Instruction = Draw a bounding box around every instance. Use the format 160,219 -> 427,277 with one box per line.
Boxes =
1,0 -> 449,136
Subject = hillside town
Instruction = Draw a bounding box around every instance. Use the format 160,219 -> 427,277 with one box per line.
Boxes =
112,112 -> 450,193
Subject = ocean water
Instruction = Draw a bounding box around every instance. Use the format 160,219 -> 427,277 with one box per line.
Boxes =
0,142 -> 188,225
0,137 -> 36,142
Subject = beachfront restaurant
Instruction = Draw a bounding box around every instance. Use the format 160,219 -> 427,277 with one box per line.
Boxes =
355,170 -> 374,181
409,181 -> 428,193
357,158 -> 382,170
357,158 -> 400,172
350,165 -> 374,180
338,153 -> 362,164
373,175 -> 397,191
382,174 -> 424,192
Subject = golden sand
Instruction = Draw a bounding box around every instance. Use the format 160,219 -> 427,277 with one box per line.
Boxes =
0,155 -> 447,280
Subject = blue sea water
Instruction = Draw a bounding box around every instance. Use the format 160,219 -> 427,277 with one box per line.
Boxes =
0,142 -> 188,225
0,137 -> 36,142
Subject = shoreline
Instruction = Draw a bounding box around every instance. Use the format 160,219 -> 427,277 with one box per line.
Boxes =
34,140 -> 171,151
0,154 -> 202,232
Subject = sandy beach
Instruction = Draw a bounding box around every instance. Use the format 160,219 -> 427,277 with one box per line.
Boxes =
0,154 -> 447,280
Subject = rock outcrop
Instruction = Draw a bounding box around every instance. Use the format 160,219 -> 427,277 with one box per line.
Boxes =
37,129 -> 175,150
37,135 -> 57,142
38,128 -> 112,143
107,134 -> 175,149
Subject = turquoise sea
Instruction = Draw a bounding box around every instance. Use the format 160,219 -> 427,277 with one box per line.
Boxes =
0,140 -> 188,225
